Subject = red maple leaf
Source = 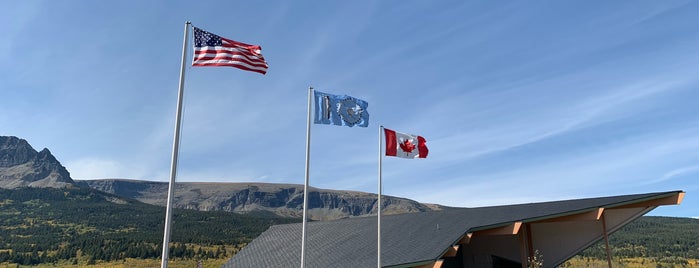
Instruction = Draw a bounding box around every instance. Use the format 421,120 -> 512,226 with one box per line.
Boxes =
399,139 -> 416,153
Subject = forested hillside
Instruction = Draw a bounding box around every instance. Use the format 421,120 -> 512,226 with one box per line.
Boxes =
0,187 -> 298,265
0,187 -> 697,267
575,216 -> 699,266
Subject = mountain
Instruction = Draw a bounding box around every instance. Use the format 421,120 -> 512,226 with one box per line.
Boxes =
80,179 -> 442,220
0,135 -> 439,220
0,136 -> 75,189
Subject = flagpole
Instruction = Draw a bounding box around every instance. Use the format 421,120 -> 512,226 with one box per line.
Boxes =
378,125 -> 383,268
161,21 -> 190,268
301,86 -> 313,268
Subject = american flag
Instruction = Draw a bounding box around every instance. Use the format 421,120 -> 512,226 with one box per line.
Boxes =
192,27 -> 268,75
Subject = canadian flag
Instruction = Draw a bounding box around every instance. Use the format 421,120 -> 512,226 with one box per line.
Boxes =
384,128 -> 428,159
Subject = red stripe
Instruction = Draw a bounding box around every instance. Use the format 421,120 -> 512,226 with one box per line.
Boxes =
192,62 -> 267,74
194,48 -> 265,59
194,51 -> 265,62
220,36 -> 258,49
193,54 -> 264,61
417,136 -> 428,158
192,41 -> 268,74
193,50 -> 266,65
193,59 -> 268,70
384,128 -> 397,156
193,55 -> 268,68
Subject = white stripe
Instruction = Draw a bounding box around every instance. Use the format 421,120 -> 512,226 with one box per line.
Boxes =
195,45 -> 264,59
193,53 -> 266,65
192,59 -> 268,71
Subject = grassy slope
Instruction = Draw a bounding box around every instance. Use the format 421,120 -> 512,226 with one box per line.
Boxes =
564,256 -> 699,268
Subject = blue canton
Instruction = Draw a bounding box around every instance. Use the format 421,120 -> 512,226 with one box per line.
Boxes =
193,27 -> 223,47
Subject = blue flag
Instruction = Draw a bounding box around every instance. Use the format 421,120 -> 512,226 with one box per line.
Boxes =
313,90 -> 369,127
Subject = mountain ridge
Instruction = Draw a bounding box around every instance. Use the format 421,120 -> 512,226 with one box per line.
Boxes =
0,136 -> 74,189
79,178 -> 443,220
0,135 -> 441,220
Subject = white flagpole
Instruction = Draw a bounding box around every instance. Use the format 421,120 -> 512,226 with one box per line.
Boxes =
378,125 -> 383,268
161,21 -> 190,268
301,86 -> 313,268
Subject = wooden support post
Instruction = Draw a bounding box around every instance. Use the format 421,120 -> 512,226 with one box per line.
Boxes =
525,223 -> 533,261
519,224 -> 527,268
601,213 -> 612,268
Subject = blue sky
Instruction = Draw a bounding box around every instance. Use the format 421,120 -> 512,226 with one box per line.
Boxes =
1,1 -> 697,218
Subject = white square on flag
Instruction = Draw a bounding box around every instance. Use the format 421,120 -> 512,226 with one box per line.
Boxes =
384,128 -> 428,159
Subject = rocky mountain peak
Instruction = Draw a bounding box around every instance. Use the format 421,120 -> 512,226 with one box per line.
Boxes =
1,136 -> 440,219
0,136 -> 75,189
1,136 -> 38,167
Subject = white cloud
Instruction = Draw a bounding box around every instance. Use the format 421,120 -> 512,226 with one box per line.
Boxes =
656,165 -> 699,184
404,125 -> 699,208
65,158 -> 124,180
65,158 -> 161,181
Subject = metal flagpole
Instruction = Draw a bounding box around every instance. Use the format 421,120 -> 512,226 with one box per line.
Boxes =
161,21 -> 190,268
378,125 -> 383,268
301,86 -> 313,268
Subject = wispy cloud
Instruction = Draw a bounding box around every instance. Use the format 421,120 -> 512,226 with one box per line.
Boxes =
655,165 -> 699,184
403,120 -> 699,207
0,3 -> 41,62
66,158 -> 130,180
3,0 -> 699,218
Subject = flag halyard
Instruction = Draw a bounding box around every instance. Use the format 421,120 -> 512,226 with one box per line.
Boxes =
192,27 -> 269,75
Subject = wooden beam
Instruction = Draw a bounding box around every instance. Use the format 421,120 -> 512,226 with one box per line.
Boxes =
473,222 -> 522,236
457,233 -> 472,244
442,245 -> 460,258
613,192 -> 685,209
533,208 -> 605,223
434,260 -> 444,268
414,260 -> 444,268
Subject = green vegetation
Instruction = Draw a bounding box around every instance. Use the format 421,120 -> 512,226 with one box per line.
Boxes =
574,216 -> 699,267
0,187 -> 697,267
582,216 -> 699,258
0,187 -> 299,266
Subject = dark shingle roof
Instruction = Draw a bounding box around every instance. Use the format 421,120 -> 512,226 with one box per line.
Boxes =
223,191 -> 681,268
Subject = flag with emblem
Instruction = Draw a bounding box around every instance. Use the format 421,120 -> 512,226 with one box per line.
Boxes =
313,90 -> 369,127
384,128 -> 428,158
192,26 -> 268,75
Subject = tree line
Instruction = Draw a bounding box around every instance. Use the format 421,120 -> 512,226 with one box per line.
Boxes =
0,187 -> 297,265
577,216 -> 699,265
1,187 -> 697,266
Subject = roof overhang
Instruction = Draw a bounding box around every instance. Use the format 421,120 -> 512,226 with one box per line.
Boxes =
413,191 -> 685,268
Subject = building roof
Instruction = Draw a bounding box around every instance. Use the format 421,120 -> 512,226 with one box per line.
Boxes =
223,190 -> 684,268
